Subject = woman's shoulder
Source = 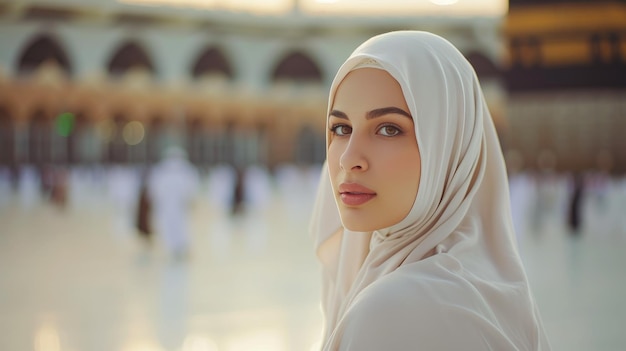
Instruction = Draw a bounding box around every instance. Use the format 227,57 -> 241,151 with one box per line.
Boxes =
338,256 -> 519,350
358,253 -> 473,304
351,256 -> 472,317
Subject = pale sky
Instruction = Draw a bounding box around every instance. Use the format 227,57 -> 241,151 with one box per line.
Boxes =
301,0 -> 508,17
117,0 -> 508,17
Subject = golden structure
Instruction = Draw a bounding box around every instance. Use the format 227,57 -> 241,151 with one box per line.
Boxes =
503,0 -> 626,173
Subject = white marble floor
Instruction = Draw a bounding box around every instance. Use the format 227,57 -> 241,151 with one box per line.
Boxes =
1,169 -> 625,351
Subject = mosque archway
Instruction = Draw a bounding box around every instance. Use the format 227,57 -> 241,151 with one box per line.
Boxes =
107,41 -> 155,76
191,46 -> 233,79
17,34 -> 72,75
271,51 -> 322,82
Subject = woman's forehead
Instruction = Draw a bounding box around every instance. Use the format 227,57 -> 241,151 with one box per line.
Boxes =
332,68 -> 408,110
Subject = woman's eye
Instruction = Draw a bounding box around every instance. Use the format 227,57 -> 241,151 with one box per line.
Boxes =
378,125 -> 401,137
331,124 -> 352,136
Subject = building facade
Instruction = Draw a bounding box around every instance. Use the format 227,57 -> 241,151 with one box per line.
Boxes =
0,1 -> 505,172
503,0 -> 626,173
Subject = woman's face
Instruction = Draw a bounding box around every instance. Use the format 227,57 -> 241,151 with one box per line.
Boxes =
328,68 -> 421,232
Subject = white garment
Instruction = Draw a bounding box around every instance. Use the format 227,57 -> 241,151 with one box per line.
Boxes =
18,165 -> 40,209
108,165 -> 140,237
149,154 -> 199,255
509,172 -> 534,243
309,31 -> 551,350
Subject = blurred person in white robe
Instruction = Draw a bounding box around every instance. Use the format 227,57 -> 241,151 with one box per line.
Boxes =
243,165 -> 273,213
148,145 -> 199,260
506,150 -> 534,246
18,165 -> 41,209
107,164 -> 140,239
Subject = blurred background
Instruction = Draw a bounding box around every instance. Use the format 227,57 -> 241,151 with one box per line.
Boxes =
0,0 -> 625,350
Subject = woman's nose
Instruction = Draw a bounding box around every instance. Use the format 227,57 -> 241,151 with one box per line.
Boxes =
339,135 -> 369,172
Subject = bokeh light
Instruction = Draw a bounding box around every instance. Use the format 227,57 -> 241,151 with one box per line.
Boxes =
429,0 -> 459,5
54,112 -> 75,137
122,121 -> 146,146
301,0 -> 506,16
34,323 -> 61,351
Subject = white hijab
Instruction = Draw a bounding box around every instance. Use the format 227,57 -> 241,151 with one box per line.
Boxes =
310,31 -> 551,350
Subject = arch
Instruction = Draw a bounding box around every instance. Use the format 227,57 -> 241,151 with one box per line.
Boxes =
271,51 -> 322,82
107,41 -> 155,76
17,33 -> 72,75
465,52 -> 501,78
191,46 -> 233,79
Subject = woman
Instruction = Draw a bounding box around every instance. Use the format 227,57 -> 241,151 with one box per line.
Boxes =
310,31 -> 551,350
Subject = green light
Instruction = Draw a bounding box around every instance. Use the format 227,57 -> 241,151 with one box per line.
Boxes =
55,112 -> 75,137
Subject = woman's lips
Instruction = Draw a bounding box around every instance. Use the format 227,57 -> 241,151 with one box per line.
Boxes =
339,183 -> 376,206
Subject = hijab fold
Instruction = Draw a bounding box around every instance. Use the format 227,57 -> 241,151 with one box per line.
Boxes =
309,31 -> 550,350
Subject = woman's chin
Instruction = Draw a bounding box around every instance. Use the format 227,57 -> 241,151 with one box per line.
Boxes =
340,218 -> 382,233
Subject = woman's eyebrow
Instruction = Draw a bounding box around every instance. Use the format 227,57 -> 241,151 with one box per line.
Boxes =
366,107 -> 412,120
329,110 -> 348,119
328,107 -> 412,120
